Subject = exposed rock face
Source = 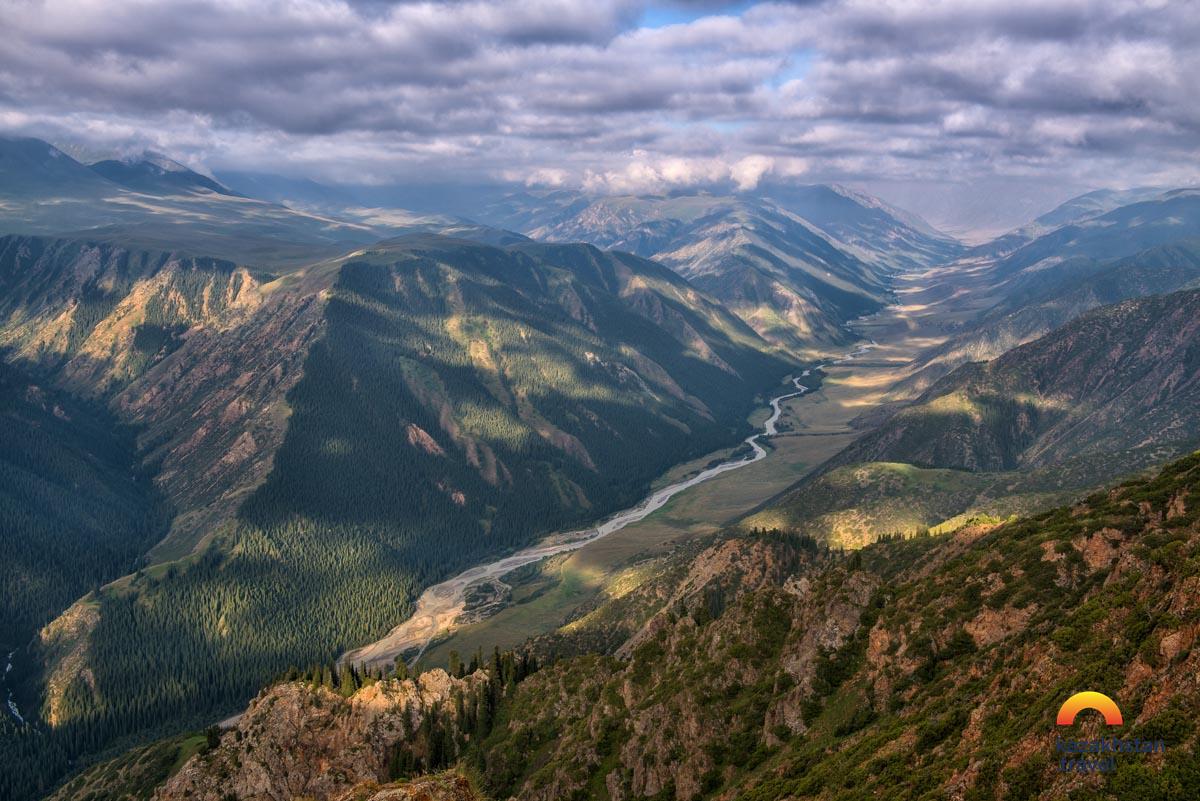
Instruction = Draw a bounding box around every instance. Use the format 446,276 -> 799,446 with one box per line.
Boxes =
472,454 -> 1200,801
478,535 -> 850,801
0,235 -> 326,558
156,671 -> 485,801
37,600 -> 100,727
117,290 -> 324,558
332,774 -> 482,801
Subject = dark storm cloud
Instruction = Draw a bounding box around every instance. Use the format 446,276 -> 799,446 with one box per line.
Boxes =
0,0 -> 1195,205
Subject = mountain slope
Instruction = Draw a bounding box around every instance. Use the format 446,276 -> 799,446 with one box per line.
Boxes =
973,186 -> 1168,258
0,136 -> 116,199
0,360 -> 166,648
89,154 -> 238,197
988,189 -> 1200,281
136,452 -> 1200,801
833,289 -> 1200,474
897,239 -> 1200,396
470,452 -> 1200,801
0,136 -> 383,267
1,232 -> 793,800
749,287 -> 1200,546
0,234 -> 319,559
761,183 -> 962,270
480,191 -> 907,353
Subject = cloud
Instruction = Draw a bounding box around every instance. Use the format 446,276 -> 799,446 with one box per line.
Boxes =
0,0 -> 1196,224
730,155 -> 773,190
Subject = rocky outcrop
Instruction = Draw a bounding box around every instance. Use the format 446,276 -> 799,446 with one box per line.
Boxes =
332,774 -> 482,801
156,670 -> 485,801
476,452 -> 1200,800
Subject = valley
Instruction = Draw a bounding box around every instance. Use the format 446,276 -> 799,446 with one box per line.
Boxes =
411,262 -> 991,670
3,138 -> 1200,801
343,341 -> 874,671
4,4 -> 1200,799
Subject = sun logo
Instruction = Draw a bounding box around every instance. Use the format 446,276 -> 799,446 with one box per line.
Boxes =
1056,692 -> 1123,726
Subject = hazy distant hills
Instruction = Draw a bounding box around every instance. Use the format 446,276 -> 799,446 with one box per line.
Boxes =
902,239 -> 1200,394
89,153 -> 239,197
990,189 -> 1200,280
474,188 -> 959,352
0,136 -> 115,198
972,186 -> 1168,258
893,188 -> 1200,396
0,137 -> 382,264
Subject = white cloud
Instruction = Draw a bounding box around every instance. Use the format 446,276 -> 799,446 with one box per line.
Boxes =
730,155 -> 774,190
0,0 -> 1195,217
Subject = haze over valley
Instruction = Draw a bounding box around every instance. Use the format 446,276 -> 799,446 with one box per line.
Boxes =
2,2 -> 1199,800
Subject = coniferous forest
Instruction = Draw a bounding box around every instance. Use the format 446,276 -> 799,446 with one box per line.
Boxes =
0,237 -> 792,799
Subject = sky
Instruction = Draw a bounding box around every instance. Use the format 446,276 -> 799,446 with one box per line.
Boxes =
1,0 -> 1197,233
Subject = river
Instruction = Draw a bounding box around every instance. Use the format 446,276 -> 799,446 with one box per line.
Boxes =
5,650 -> 23,724
341,340 -> 877,670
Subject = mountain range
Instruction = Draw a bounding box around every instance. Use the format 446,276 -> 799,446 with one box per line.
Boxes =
3,132 -> 1200,801
475,188 -> 961,353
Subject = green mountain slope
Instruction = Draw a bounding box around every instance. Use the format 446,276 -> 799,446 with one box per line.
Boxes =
0,360 -> 166,649
121,452 -> 1200,801
479,190 -> 927,353
466,452 -> 1200,801
750,288 -> 1200,546
834,289 -> 1200,474
0,233 -> 792,800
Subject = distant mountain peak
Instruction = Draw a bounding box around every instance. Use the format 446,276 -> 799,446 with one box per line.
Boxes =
89,151 -> 237,197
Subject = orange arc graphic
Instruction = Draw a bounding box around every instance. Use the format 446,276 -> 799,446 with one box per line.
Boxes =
1056,692 -> 1123,726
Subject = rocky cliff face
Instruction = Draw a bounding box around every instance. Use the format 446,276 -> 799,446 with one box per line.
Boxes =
0,235 -> 324,559
330,774 -> 482,801
156,670 -> 485,801
471,453 -> 1200,800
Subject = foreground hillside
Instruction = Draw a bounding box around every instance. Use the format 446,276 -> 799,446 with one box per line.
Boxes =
81,452 -> 1200,801
0,233 -> 792,800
